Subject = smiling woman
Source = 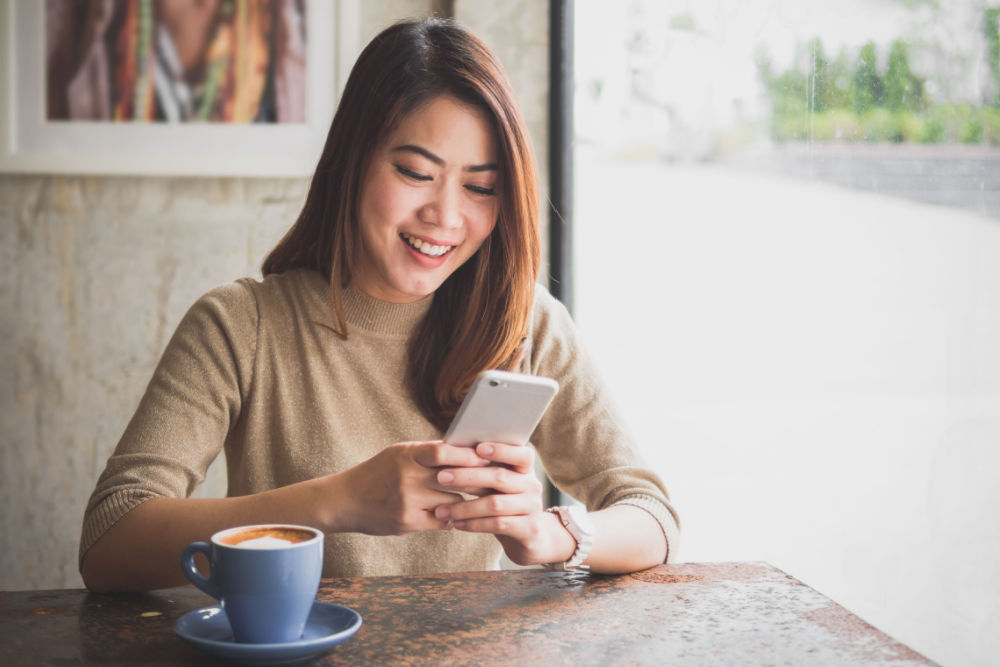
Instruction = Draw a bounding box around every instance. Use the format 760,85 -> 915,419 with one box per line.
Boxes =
78,17 -> 679,593
261,17 -> 541,427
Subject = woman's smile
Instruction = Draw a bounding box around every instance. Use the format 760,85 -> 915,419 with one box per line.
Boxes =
400,232 -> 456,259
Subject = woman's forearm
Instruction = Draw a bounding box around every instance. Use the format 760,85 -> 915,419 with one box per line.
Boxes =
80,475 -> 341,592
583,504 -> 669,574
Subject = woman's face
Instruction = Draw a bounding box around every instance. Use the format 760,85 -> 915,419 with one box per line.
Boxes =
353,95 -> 500,303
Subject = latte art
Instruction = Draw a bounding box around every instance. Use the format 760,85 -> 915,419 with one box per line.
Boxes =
238,536 -> 297,549
219,526 -> 315,548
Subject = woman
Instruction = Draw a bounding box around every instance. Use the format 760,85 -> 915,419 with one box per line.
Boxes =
80,18 -> 679,592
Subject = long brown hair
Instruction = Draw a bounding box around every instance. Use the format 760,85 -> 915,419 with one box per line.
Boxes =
262,18 -> 540,429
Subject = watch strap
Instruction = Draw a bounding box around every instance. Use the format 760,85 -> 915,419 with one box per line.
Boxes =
543,505 -> 594,571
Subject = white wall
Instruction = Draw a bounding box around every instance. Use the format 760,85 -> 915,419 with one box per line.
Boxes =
0,176 -> 306,589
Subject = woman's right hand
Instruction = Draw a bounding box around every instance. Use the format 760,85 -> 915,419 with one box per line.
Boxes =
329,441 -> 490,535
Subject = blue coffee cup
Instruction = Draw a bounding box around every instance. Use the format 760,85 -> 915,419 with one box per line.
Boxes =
181,524 -> 323,644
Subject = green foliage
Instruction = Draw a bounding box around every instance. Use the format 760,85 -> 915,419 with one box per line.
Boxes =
759,21 -> 998,145
984,106 -> 1000,141
810,108 -> 861,141
893,111 -> 920,142
986,7 -> 1000,106
918,115 -> 946,143
861,108 -> 901,142
766,104 -> 1000,146
883,40 -> 926,111
852,42 -> 882,114
805,38 -> 830,113
825,51 -> 854,110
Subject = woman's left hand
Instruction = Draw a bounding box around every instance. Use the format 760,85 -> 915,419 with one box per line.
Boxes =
432,442 -> 575,567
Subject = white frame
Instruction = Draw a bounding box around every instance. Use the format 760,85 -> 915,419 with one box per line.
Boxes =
0,0 -> 360,176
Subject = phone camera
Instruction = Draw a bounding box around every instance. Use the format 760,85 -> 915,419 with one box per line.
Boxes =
489,379 -> 500,387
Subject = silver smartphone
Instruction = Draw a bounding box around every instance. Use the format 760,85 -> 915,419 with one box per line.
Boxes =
443,370 -> 559,446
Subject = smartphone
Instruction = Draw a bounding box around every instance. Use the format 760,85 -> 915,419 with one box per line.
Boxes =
443,370 -> 559,446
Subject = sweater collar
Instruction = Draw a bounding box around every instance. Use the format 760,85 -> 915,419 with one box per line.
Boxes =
302,269 -> 433,338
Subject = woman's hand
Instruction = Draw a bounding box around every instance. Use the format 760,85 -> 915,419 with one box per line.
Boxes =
333,441 -> 489,536
431,443 -> 576,566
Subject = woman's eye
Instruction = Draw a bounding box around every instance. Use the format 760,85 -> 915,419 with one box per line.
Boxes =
395,165 -> 432,181
465,184 -> 496,196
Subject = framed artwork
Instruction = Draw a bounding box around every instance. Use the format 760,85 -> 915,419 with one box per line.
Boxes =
0,0 -> 359,176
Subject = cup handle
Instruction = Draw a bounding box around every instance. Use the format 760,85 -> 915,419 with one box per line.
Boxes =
181,541 -> 221,600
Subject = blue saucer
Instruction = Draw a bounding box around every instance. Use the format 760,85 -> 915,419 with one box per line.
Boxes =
174,601 -> 362,664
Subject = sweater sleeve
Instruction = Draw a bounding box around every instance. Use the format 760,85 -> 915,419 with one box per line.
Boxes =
78,280 -> 258,564
527,286 -> 681,562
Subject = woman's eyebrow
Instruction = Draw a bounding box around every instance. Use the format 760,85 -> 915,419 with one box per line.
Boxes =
391,144 -> 497,172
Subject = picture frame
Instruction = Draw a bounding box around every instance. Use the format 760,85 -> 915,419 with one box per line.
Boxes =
0,0 -> 360,177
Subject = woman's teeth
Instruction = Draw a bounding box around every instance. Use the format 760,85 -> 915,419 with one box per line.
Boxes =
401,233 -> 453,257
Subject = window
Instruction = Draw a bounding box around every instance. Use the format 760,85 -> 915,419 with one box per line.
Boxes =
572,2 -> 1000,666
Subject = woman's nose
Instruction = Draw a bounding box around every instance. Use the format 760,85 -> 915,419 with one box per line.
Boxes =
420,184 -> 462,228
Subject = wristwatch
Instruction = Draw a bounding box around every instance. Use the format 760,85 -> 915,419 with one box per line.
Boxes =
543,505 -> 595,570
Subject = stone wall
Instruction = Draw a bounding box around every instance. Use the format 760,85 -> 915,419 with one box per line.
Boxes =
763,144 -> 1000,220
0,0 -> 549,591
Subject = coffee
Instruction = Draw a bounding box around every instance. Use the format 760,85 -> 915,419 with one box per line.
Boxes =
219,527 -> 315,548
181,524 -> 324,643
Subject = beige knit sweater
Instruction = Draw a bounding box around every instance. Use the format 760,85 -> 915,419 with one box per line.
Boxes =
80,268 -> 679,576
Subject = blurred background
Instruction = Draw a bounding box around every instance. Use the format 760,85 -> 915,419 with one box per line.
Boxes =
573,2 -> 999,667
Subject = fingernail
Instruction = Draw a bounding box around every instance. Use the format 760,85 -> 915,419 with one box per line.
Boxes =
438,470 -> 454,484
453,520 -> 466,530
436,505 -> 451,519
477,443 -> 494,457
